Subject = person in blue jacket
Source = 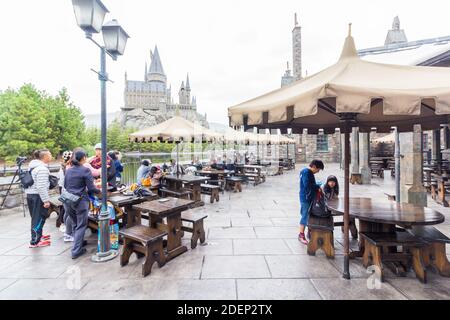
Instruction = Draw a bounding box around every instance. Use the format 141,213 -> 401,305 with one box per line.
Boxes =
298,160 -> 324,244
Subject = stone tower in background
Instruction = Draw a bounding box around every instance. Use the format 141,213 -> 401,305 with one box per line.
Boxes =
292,13 -> 302,81
385,16 -> 408,45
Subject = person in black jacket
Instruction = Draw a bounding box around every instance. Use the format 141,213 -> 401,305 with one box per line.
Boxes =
64,149 -> 101,259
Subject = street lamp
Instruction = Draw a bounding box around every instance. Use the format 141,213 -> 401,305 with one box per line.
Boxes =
72,0 -> 130,263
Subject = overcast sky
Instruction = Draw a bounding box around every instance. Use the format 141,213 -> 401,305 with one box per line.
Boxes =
1,0 -> 449,125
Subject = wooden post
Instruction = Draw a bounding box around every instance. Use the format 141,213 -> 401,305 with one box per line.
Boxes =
343,128 -> 351,279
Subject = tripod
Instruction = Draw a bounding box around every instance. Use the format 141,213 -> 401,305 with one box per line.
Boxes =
0,163 -> 27,217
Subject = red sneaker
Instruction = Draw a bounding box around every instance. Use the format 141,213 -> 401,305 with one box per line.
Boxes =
298,233 -> 309,245
42,235 -> 51,241
29,240 -> 51,248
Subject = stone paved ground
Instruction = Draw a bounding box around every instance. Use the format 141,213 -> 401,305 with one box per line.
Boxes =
0,163 -> 449,300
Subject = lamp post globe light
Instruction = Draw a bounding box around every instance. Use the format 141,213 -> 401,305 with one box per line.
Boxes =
71,0 -> 130,263
72,0 -> 109,34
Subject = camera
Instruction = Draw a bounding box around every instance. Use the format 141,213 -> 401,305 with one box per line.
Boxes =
16,156 -> 27,166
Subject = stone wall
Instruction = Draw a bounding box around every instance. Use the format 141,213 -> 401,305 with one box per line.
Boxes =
295,133 -> 340,163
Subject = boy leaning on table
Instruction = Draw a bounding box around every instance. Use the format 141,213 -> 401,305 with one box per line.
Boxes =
298,160 -> 324,245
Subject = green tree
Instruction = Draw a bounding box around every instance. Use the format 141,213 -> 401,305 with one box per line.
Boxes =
0,84 -> 86,163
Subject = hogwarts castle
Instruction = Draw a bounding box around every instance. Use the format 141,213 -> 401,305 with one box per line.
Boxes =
120,46 -> 209,128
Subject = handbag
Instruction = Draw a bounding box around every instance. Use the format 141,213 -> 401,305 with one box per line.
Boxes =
309,190 -> 331,218
58,190 -> 82,207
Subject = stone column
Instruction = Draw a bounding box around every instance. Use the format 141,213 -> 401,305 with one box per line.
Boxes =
400,124 -> 427,206
443,125 -> 450,149
350,127 -> 359,175
432,129 -> 441,160
359,132 -> 371,184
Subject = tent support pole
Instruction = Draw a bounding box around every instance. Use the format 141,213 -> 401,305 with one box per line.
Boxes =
395,128 -> 401,203
343,128 -> 351,280
176,142 -> 180,179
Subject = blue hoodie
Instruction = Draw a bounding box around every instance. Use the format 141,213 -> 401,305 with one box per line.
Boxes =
299,167 -> 319,203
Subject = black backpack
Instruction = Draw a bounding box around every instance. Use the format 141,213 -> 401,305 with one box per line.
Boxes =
19,168 -> 59,190
19,168 -> 35,189
309,190 -> 331,218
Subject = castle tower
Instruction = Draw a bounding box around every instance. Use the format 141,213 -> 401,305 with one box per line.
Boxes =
147,45 -> 167,90
185,74 -> 191,106
385,16 -> 408,45
292,13 -> 302,81
281,61 -> 294,87
179,81 -> 186,104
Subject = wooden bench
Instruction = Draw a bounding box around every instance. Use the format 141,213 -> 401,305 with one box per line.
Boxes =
160,187 -> 193,200
243,173 -> 261,186
360,231 -> 429,283
225,177 -> 243,193
119,225 -> 167,277
307,215 -> 335,259
49,196 -> 64,228
181,212 -> 208,249
408,226 -> 450,277
200,184 -> 220,204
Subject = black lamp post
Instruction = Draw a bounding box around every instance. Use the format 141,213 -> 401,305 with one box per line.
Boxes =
72,0 -> 130,263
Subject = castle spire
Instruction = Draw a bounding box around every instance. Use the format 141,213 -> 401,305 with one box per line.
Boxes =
186,73 -> 191,90
148,45 -> 165,75
294,13 -> 298,27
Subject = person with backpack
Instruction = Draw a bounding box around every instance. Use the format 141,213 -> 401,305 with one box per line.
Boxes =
298,159 -> 324,245
64,149 -> 101,259
24,149 -> 53,248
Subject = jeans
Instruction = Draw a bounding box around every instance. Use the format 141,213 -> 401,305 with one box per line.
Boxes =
300,201 -> 311,226
27,194 -> 48,245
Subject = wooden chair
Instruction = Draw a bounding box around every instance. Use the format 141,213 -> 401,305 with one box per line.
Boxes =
119,225 -> 167,277
408,226 -> 450,277
181,212 -> 208,249
360,231 -> 429,283
307,215 -> 335,259
200,184 -> 220,203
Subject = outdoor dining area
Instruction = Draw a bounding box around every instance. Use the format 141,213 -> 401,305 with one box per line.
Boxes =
60,114 -> 297,277
228,24 -> 450,284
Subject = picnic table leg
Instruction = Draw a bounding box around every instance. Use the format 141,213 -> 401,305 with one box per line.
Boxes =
125,205 -> 141,228
431,243 -> 450,277
165,211 -> 188,260
438,181 -> 449,207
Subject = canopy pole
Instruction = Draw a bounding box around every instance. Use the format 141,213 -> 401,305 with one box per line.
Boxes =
395,128 -> 401,203
176,142 -> 180,179
343,128 -> 351,280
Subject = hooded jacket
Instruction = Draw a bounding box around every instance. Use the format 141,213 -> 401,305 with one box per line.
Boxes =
24,160 -> 50,203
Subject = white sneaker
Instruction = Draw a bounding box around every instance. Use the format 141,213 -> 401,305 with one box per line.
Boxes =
59,224 -> 66,233
64,235 -> 74,242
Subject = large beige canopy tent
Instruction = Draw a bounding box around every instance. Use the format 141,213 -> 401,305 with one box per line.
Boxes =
229,25 -> 450,279
130,115 -> 222,177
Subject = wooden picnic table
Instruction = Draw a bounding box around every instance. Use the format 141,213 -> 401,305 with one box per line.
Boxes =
327,197 -> 445,278
327,197 -> 444,251
163,174 -> 210,204
108,194 -> 158,228
133,197 -> 194,261
235,165 -> 266,185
